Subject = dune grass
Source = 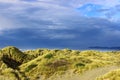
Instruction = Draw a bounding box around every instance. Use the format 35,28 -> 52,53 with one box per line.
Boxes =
46,66 -> 119,80
0,46 -> 120,80
96,68 -> 120,80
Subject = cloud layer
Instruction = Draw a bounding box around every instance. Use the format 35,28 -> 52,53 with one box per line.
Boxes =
0,0 -> 120,49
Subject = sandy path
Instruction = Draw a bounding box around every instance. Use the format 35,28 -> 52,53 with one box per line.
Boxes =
47,66 -> 119,80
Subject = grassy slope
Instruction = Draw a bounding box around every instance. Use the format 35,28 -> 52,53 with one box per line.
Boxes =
0,46 -> 120,80
47,66 -> 119,80
96,68 -> 120,80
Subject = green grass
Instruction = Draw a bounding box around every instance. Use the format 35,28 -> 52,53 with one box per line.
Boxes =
0,46 -> 120,80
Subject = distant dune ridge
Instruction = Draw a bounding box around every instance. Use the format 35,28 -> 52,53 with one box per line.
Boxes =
89,46 -> 120,50
0,46 -> 120,80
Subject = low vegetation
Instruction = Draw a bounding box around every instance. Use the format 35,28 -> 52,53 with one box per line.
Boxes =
96,69 -> 120,80
0,46 -> 120,80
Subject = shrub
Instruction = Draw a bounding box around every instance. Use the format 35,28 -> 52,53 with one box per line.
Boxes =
75,63 -> 85,67
25,64 -> 37,72
44,53 -> 53,59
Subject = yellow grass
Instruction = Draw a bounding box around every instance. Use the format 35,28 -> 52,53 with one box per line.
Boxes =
0,46 -> 120,80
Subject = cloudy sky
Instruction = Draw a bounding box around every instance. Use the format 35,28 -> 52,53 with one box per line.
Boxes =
0,0 -> 120,49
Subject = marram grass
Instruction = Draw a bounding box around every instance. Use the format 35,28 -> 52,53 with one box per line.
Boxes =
96,69 -> 120,80
0,46 -> 120,80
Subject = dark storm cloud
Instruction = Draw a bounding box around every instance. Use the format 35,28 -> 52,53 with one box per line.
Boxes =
0,17 -> 120,49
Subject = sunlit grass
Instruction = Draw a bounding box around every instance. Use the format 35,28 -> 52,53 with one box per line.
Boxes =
0,46 -> 120,80
96,68 -> 120,80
